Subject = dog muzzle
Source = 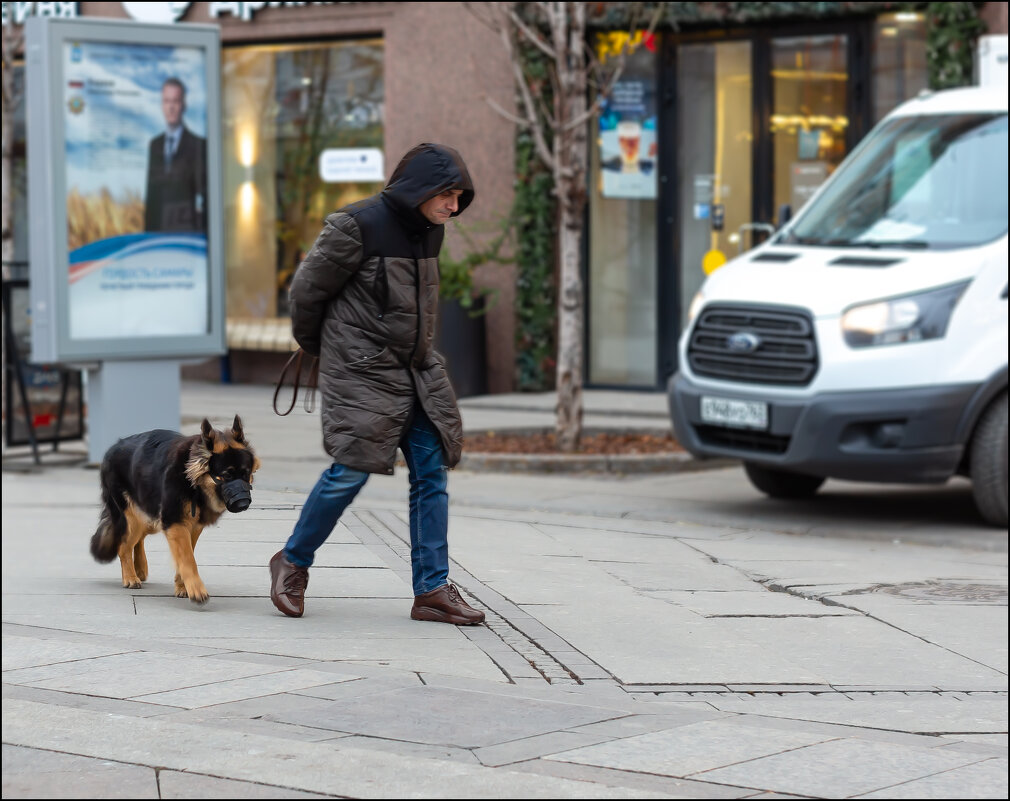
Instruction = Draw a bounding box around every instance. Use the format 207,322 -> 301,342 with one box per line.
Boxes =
220,479 -> 252,513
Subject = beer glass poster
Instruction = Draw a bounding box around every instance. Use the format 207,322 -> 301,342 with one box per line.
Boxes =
63,39 -> 209,340
598,34 -> 658,200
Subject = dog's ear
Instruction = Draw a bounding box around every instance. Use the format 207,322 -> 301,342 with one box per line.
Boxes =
201,418 -> 217,449
231,414 -> 246,444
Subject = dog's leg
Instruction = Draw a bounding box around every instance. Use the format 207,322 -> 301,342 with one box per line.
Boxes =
133,534 -> 149,583
175,528 -> 204,594
118,506 -> 147,589
166,523 -> 208,603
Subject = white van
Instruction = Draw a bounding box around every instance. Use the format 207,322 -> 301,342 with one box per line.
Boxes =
668,86 -> 1008,527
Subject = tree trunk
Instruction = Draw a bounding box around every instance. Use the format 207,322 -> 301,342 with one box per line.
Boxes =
554,202 -> 584,451
552,3 -> 588,453
479,2 -> 651,452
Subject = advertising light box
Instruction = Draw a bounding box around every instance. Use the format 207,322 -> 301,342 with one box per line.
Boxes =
26,16 -> 224,362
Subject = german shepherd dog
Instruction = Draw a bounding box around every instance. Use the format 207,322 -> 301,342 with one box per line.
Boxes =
89,416 -> 260,604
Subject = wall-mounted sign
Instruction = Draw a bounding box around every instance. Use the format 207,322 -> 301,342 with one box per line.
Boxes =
209,2 -> 340,23
120,3 -> 192,24
790,161 -> 829,212
319,147 -> 384,183
2,2 -> 78,27
26,15 -> 225,362
4,1 -> 345,27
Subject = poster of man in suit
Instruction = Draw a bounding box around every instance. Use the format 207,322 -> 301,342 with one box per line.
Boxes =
63,40 -> 210,340
145,76 -> 206,232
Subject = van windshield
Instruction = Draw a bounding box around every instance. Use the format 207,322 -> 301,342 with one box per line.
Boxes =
780,112 -> 1008,250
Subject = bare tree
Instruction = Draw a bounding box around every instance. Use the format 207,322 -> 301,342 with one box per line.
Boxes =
471,2 -> 662,451
2,22 -> 25,454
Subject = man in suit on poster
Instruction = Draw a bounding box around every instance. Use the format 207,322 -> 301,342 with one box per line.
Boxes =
145,77 -> 206,232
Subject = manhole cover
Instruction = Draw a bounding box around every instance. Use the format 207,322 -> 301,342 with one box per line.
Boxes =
848,581 -> 1007,604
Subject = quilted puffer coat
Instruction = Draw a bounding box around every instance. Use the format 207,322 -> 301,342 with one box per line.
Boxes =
288,143 -> 475,474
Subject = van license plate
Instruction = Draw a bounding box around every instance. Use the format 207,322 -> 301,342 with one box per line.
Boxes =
700,396 -> 768,430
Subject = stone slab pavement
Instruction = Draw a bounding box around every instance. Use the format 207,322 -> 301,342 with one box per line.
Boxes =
2,381 -> 1007,798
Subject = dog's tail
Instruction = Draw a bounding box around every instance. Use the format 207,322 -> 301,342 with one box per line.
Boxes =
90,460 -> 128,563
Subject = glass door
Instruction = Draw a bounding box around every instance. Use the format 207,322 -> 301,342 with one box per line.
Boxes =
587,36 -> 660,386
770,34 -> 849,220
676,40 -> 753,329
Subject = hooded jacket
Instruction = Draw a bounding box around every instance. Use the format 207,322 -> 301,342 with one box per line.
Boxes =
288,143 -> 475,473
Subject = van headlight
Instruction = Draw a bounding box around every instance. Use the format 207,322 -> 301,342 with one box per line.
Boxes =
841,281 -> 969,348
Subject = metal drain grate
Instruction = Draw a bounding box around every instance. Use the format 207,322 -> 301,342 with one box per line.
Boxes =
845,581 -> 1007,604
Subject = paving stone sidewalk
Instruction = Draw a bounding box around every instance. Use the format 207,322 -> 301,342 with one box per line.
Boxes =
2,382 -> 1007,798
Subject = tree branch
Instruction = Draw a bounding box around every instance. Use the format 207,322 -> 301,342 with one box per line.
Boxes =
504,3 -> 556,61
497,12 -> 555,171
484,94 -> 533,128
460,1 -> 498,33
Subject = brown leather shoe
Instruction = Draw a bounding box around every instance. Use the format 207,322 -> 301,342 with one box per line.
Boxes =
411,583 -> 485,625
270,550 -> 309,618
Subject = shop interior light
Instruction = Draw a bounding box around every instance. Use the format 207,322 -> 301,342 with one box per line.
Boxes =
770,69 -> 848,82
769,113 -> 849,133
238,128 -> 256,168
238,181 -> 256,219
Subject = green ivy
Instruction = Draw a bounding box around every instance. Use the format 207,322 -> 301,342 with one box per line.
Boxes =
926,2 -> 987,89
514,125 -> 557,391
511,36 -> 557,392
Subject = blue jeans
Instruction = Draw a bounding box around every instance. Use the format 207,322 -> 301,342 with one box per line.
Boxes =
284,405 -> 450,597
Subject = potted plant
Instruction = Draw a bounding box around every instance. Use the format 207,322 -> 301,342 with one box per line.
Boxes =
436,219 -> 511,398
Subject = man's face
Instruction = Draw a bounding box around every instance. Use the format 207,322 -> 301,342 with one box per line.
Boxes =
419,189 -> 463,225
162,84 -> 185,128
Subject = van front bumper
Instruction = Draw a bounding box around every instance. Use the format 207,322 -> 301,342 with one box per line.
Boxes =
668,373 -> 979,483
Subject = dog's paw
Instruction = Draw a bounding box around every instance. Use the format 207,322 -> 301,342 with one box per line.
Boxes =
136,568 -> 148,582
123,579 -> 142,589
184,581 -> 209,604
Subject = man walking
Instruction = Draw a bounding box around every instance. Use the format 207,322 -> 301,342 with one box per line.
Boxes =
269,143 -> 484,626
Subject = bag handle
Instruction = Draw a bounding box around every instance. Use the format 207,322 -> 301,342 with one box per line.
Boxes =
273,348 -> 319,416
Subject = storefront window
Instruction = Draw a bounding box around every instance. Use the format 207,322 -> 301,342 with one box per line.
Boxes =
771,34 -> 848,219
677,41 -> 752,333
872,12 -> 927,123
222,39 -> 383,320
588,32 -> 659,387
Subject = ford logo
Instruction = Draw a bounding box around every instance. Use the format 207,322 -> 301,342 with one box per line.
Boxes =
727,332 -> 761,353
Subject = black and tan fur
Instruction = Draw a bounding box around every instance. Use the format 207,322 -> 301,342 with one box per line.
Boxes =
89,416 -> 259,603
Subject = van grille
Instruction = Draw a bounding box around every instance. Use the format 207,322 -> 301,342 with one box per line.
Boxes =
688,305 -> 818,386
696,425 -> 791,454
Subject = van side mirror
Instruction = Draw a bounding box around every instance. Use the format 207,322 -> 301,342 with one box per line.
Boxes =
777,204 -> 793,228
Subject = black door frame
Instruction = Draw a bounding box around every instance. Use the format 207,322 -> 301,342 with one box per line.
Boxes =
583,17 -> 875,392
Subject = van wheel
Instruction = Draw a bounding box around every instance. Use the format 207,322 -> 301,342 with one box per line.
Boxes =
970,391 -> 1008,528
744,462 -> 826,499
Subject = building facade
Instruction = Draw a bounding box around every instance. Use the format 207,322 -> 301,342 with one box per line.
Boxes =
5,2 -> 1006,396
5,1 -> 518,391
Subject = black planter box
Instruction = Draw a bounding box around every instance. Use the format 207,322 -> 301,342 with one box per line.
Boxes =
435,297 -> 487,398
